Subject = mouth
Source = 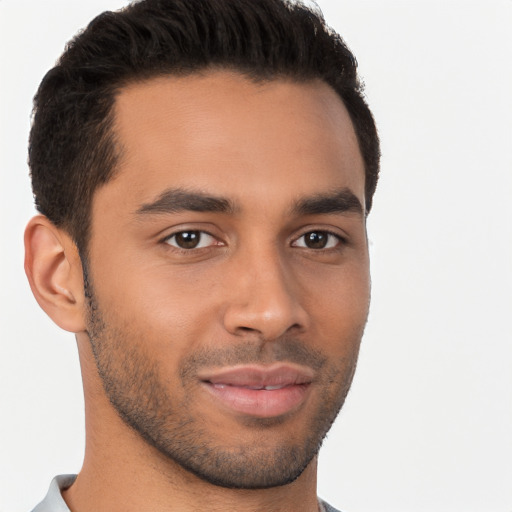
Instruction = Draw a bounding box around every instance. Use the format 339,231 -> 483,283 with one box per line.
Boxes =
198,364 -> 314,418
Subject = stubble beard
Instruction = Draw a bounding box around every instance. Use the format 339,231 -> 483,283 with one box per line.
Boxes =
84,275 -> 363,489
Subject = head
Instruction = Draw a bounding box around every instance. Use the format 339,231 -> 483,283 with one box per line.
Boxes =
26,0 -> 380,492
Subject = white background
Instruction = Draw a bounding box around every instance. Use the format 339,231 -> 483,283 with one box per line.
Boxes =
1,1 -> 511,511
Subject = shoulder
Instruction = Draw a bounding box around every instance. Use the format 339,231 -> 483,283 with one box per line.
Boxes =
31,475 -> 76,512
319,499 -> 343,512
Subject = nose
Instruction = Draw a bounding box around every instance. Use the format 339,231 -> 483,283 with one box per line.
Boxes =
222,247 -> 309,340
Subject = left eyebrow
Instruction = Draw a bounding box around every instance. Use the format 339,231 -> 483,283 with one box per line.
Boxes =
292,188 -> 364,217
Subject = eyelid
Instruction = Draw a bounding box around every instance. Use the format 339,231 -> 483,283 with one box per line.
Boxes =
161,229 -> 224,250
157,222 -> 222,242
291,228 -> 347,249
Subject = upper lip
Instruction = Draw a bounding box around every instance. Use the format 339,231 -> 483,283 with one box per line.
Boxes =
198,363 -> 314,389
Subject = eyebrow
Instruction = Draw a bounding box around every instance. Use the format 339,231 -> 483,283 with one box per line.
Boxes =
136,188 -> 237,215
135,186 -> 363,218
292,188 -> 364,217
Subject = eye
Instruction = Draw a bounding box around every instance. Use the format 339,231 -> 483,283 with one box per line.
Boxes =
164,230 -> 219,250
292,230 -> 342,250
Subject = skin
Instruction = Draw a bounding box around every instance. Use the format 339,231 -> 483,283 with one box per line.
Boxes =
25,71 -> 370,512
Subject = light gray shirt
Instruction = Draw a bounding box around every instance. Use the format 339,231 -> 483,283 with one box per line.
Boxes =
31,475 -> 76,512
31,474 -> 341,512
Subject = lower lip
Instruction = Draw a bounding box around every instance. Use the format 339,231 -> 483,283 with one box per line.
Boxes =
202,382 -> 310,418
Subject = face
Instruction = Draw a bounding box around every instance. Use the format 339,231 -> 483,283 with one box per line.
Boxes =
85,71 -> 370,489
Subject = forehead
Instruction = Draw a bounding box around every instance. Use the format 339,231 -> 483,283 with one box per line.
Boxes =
103,71 -> 365,213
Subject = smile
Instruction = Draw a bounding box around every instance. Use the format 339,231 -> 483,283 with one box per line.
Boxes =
199,364 -> 314,418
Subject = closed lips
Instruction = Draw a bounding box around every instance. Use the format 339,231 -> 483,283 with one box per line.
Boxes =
199,363 -> 315,388
198,364 -> 314,418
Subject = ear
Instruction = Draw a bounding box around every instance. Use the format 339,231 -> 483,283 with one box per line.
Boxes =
24,215 -> 86,333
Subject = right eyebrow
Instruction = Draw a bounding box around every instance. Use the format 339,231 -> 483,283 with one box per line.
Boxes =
135,188 -> 237,216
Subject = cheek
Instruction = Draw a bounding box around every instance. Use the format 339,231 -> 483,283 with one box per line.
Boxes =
302,262 -> 370,351
302,258 -> 370,313
90,243 -> 208,316
87,261 -> 212,362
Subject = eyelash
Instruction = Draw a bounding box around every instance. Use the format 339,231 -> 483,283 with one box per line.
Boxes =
291,230 -> 345,250
162,230 -> 222,251
162,229 -> 346,252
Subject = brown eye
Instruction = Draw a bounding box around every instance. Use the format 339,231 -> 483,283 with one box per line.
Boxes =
293,231 -> 341,250
304,232 -> 328,249
165,231 -> 216,249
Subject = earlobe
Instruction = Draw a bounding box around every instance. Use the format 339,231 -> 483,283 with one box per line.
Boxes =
24,215 -> 86,333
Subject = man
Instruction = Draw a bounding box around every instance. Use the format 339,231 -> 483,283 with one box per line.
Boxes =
24,0 -> 380,510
